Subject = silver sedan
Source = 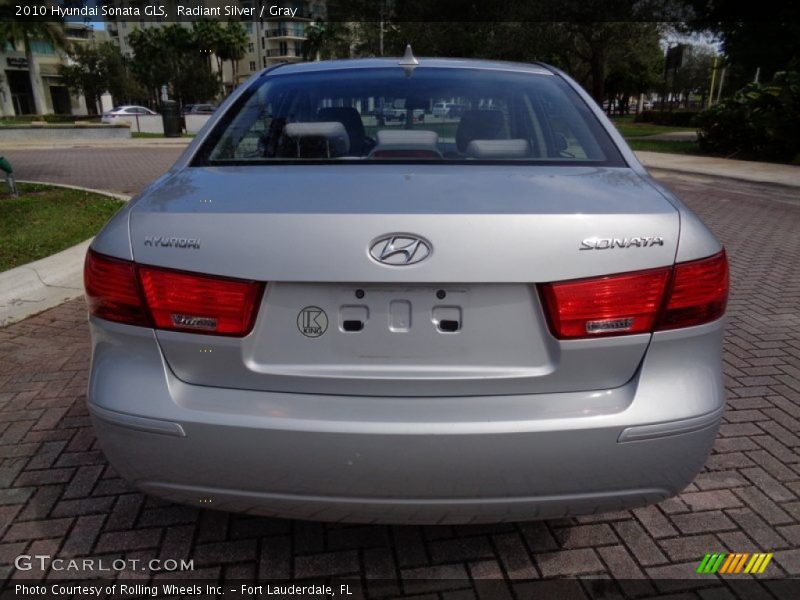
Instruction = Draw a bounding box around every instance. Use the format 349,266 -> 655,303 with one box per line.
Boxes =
84,56 -> 728,524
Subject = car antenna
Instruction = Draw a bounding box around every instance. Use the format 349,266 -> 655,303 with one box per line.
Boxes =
398,44 -> 418,77
398,44 -> 419,66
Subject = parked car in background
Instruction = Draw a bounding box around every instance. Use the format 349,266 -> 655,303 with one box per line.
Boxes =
432,102 -> 468,118
101,105 -> 157,124
375,105 -> 404,122
432,102 -> 450,117
375,104 -> 426,123
446,103 -> 468,118
183,104 -> 217,115
85,56 -> 728,524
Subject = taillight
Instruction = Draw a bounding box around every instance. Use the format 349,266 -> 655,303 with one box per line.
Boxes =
659,250 -> 729,330
540,268 -> 671,339
138,266 -> 262,336
84,251 -> 150,327
540,250 -> 728,339
84,250 -> 263,337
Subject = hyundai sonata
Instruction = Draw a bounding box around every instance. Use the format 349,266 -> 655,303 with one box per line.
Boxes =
85,56 -> 728,524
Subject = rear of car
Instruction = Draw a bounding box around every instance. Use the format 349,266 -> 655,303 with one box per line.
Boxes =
85,59 -> 728,524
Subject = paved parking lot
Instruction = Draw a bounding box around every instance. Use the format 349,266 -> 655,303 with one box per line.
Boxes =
1,147 -> 800,592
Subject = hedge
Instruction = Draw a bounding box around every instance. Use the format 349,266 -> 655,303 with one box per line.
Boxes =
635,110 -> 701,127
696,71 -> 800,163
0,114 -> 99,125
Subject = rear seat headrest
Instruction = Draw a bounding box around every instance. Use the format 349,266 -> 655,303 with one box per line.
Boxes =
456,110 -> 506,152
375,129 -> 439,148
464,139 -> 530,159
283,122 -> 350,157
368,129 -> 442,159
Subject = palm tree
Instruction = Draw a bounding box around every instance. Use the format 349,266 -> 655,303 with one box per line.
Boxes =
192,20 -> 225,97
303,21 -> 326,61
217,22 -> 249,93
0,18 -> 69,115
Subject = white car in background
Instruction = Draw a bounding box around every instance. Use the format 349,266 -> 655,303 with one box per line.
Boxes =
101,105 -> 158,124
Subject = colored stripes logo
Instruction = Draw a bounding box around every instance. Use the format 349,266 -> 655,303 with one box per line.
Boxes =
697,552 -> 773,574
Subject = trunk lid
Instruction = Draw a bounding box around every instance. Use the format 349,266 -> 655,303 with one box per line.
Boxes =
130,165 -> 678,396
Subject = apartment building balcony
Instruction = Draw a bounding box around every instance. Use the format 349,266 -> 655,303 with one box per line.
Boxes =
265,28 -> 307,39
265,48 -> 304,58
263,10 -> 316,21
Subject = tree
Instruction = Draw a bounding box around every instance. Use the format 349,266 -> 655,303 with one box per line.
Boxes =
193,19 -> 226,95
602,23 -> 664,113
0,17 -> 69,114
128,25 -> 220,107
216,22 -> 249,91
303,21 -> 363,60
680,1 -> 800,84
59,42 -> 145,114
670,45 -> 716,108
127,27 -> 171,105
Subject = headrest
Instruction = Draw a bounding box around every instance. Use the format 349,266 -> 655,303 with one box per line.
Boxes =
282,121 -> 350,157
369,129 -> 441,159
464,139 -> 531,159
375,129 -> 439,148
456,110 -> 506,152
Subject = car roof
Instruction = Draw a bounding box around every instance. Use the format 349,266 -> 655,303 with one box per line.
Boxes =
264,57 -> 555,77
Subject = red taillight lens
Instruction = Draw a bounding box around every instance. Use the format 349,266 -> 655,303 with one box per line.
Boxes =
659,250 -> 729,330
138,266 -> 263,336
84,250 -> 263,337
540,268 -> 672,339
539,250 -> 729,339
84,250 -> 150,327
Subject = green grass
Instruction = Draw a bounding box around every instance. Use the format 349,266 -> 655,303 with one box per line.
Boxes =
627,139 -> 701,155
610,115 -> 695,138
0,183 -> 124,272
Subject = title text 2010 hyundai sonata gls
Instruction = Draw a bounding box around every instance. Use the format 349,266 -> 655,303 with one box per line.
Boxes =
84,56 -> 728,524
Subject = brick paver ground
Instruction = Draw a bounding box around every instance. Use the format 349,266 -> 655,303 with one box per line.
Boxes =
1,148 -> 799,592
3,146 -> 181,196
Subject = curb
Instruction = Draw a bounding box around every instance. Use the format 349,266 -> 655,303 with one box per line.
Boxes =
17,180 -> 132,202
645,167 -> 800,201
635,151 -> 800,190
0,183 -> 131,328
0,138 -> 192,150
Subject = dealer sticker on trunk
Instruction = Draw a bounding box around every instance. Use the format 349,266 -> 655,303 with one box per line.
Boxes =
297,307 -> 328,338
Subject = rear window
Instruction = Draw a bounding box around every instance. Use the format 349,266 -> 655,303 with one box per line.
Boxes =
194,66 -> 624,166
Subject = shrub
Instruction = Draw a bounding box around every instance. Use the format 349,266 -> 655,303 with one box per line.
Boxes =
0,114 -> 99,125
635,110 -> 701,127
696,71 -> 800,163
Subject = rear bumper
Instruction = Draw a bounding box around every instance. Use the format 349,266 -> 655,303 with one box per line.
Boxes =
87,317 -> 726,524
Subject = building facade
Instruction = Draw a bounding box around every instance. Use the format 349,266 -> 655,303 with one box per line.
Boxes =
0,23 -> 108,116
105,1 -> 327,96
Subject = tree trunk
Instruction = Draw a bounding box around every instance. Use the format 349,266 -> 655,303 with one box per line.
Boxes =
26,43 -> 48,115
590,48 -> 606,103
216,56 -> 224,97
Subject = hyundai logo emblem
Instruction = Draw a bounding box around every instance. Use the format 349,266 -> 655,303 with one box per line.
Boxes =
369,234 -> 432,266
